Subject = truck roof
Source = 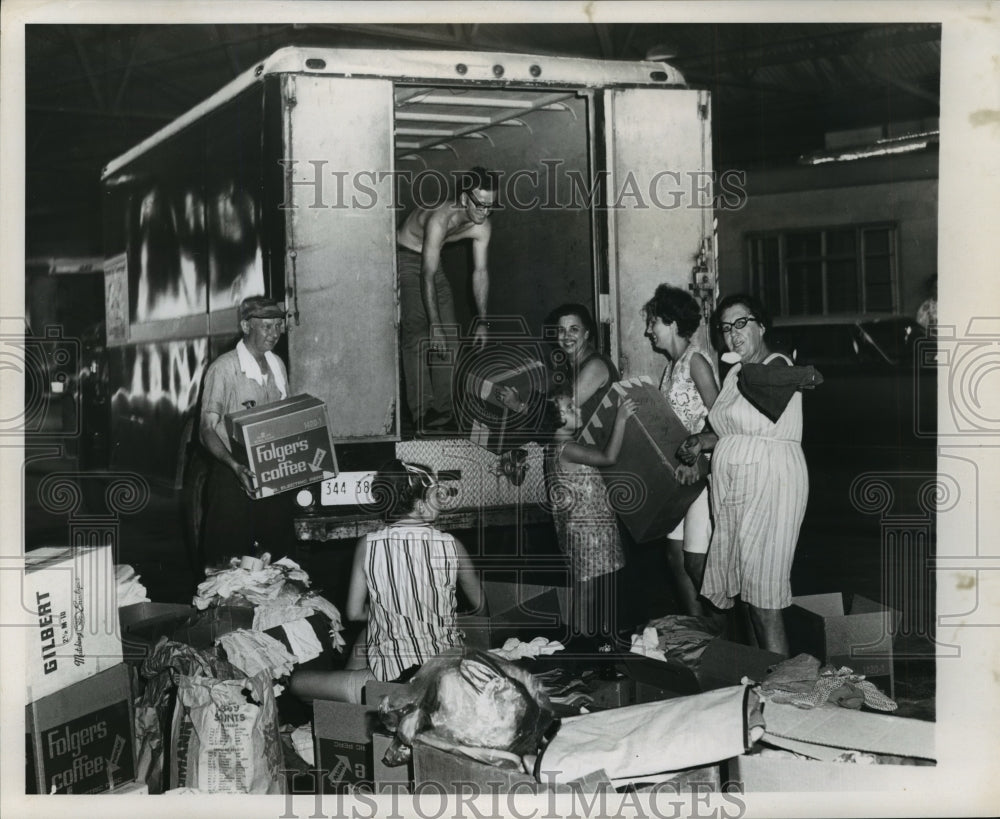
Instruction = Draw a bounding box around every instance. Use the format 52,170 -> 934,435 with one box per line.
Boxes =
102,45 -> 686,178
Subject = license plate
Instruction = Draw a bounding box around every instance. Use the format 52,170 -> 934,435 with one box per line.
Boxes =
320,471 -> 376,506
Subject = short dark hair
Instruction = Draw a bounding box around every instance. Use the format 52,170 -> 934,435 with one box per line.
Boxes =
457,166 -> 498,195
369,458 -> 436,521
642,284 -> 702,339
712,292 -> 771,334
545,302 -> 597,339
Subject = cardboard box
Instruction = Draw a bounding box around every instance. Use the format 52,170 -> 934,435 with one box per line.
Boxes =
786,592 -> 900,694
620,639 -> 785,702
464,359 -> 547,413
25,545 -> 123,702
579,377 -> 709,543
227,393 -> 339,498
461,353 -> 549,454
725,700 -> 935,791
313,700 -> 374,793
725,753 -> 929,792
26,663 -> 136,794
312,682 -> 406,795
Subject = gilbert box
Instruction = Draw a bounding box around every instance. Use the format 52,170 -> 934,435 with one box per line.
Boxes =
25,545 -> 123,702
580,377 -> 709,543
26,663 -> 136,794
786,593 -> 900,689
227,393 -> 339,498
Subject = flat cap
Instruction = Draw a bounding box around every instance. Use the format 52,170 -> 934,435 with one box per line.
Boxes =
240,296 -> 285,321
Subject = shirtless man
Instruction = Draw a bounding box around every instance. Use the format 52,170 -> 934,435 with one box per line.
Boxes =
396,166 -> 497,430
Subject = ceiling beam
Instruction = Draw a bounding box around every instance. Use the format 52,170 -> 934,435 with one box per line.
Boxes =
593,24 -> 614,60
67,27 -> 106,111
112,26 -> 145,113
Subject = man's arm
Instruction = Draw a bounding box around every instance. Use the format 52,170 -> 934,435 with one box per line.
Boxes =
470,223 -> 491,347
200,410 -> 255,495
420,214 -> 448,352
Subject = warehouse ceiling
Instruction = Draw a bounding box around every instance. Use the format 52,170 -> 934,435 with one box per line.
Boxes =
24,22 -> 941,257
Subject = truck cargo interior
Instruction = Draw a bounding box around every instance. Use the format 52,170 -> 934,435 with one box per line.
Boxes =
392,84 -> 594,348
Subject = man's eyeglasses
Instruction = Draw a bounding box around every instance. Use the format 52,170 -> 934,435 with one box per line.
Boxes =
466,190 -> 495,212
720,316 -> 758,334
251,318 -> 286,333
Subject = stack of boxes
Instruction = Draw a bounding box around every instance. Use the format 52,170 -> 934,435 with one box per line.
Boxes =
24,545 -> 141,795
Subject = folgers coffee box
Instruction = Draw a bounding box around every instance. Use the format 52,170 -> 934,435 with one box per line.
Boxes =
25,545 -> 123,702
579,377 -> 709,543
226,393 -> 339,499
26,663 -> 136,794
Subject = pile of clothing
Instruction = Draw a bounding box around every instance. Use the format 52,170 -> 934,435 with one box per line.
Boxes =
192,552 -> 345,652
758,653 -> 897,711
628,614 -> 722,665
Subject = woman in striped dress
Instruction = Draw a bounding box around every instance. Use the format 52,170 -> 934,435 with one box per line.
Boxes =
291,460 -> 483,703
676,294 -> 808,654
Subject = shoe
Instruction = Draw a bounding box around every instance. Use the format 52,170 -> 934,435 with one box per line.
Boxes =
422,409 -> 454,430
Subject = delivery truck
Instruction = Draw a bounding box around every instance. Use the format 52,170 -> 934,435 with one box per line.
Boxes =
92,46 -> 717,557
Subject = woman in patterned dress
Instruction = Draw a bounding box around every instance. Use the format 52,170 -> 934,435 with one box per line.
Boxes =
643,284 -> 720,616
545,391 -> 636,649
677,294 -> 808,654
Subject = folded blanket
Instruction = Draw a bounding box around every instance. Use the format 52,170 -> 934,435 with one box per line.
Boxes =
737,363 -> 823,422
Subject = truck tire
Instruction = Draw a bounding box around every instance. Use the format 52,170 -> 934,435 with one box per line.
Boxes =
180,448 -> 210,573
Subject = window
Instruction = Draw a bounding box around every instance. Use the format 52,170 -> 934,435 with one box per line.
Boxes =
747,224 -> 898,317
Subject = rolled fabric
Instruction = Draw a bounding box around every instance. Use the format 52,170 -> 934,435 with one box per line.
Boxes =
737,362 -> 823,422
536,685 -> 759,784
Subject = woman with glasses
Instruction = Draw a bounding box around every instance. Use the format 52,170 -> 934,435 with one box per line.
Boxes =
676,293 -> 808,654
291,459 -> 483,703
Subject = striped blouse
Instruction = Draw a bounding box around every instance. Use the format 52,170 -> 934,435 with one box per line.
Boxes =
363,523 -> 463,681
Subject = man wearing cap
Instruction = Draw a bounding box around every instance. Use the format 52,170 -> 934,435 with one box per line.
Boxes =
198,295 -> 293,564
396,166 -> 497,431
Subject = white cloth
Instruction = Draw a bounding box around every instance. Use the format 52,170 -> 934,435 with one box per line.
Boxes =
538,685 -> 754,784
282,618 -> 324,664
216,628 -> 297,679
236,339 -> 288,397
115,564 -> 150,606
489,637 -> 564,661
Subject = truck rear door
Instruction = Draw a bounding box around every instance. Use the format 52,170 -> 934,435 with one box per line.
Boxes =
603,88 -> 714,380
282,75 -> 399,441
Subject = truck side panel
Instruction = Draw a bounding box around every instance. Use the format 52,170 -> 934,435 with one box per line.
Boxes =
283,75 -> 398,441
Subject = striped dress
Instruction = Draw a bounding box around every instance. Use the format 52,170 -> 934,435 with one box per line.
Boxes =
363,523 -> 463,681
702,353 -> 808,609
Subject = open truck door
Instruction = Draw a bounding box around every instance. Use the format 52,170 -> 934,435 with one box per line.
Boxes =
281,75 -> 399,441
602,88 -> 715,378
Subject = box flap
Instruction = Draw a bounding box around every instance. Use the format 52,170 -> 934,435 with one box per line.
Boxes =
761,701 -> 934,760
227,393 -> 323,425
792,593 -> 847,617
